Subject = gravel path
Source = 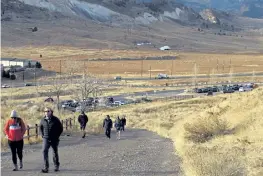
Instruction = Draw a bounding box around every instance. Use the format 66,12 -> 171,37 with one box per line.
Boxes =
1,129 -> 181,176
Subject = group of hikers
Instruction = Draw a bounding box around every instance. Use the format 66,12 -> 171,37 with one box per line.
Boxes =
78,111 -> 126,140
3,108 -> 127,173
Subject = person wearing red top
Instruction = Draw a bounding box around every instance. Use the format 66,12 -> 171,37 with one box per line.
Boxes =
4,110 -> 26,171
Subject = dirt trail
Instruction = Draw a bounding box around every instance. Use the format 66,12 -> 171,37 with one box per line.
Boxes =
1,129 -> 181,176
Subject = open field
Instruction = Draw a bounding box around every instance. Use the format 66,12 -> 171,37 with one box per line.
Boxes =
2,84 -> 263,176
2,48 -> 263,77
1,46 -> 178,60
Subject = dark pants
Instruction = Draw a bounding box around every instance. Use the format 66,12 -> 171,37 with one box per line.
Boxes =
8,140 -> 24,165
80,124 -> 87,131
42,139 -> 60,169
105,128 -> 111,138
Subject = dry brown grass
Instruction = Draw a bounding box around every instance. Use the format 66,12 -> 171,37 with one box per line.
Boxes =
2,47 -> 263,77
85,87 -> 263,176
1,46 -> 178,60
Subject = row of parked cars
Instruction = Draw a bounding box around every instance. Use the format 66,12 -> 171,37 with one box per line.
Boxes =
60,97 -> 127,112
194,83 -> 256,95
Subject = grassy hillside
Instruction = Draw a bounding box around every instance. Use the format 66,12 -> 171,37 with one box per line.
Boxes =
87,87 -> 263,176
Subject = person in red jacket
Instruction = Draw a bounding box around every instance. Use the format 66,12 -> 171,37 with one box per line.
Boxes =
4,110 -> 26,171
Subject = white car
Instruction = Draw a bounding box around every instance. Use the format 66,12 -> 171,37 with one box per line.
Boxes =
239,87 -> 252,92
1,84 -> 10,88
113,101 -> 125,106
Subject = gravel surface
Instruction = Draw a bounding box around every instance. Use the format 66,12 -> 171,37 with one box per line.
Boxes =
1,129 -> 181,176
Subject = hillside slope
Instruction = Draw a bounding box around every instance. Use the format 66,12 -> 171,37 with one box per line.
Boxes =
1,0 -> 263,53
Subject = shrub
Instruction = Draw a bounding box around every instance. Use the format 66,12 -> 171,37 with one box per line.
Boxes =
184,146 -> 246,176
184,116 -> 230,143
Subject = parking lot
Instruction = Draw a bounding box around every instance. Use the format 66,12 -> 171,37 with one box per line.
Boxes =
193,82 -> 257,96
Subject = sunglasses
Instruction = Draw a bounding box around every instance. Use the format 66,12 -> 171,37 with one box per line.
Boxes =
44,110 -> 51,112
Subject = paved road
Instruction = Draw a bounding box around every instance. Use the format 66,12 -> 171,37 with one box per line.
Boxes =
1,129 -> 181,176
2,72 -> 263,88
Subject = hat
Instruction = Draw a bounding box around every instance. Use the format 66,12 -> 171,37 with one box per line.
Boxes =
10,110 -> 18,118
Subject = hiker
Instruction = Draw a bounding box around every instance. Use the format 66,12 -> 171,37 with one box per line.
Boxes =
78,111 -> 88,138
121,115 -> 126,131
39,107 -> 63,173
103,115 -> 112,139
114,116 -> 122,140
4,110 -> 26,171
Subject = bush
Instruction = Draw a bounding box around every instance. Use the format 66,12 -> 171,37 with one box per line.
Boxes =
184,146 -> 246,176
184,116 -> 230,143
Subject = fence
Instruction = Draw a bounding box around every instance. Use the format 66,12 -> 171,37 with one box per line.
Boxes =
23,117 -> 75,141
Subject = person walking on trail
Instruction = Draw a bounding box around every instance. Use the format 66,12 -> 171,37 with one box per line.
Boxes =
115,116 -> 122,140
103,115 -> 112,139
4,110 -> 26,171
78,111 -> 88,138
39,107 -> 63,173
120,115 -> 126,131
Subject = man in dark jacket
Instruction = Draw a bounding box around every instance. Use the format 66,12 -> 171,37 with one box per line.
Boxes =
39,107 -> 63,173
102,115 -> 112,139
121,115 -> 126,131
78,111 -> 88,138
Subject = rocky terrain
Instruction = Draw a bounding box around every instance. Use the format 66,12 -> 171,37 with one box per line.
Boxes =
1,0 -> 263,53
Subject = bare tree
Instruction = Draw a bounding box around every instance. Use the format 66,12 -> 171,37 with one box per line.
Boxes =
228,67 -> 234,85
35,74 -> 68,110
209,68 -> 216,86
72,74 -> 104,112
64,60 -> 81,85
192,63 -> 199,88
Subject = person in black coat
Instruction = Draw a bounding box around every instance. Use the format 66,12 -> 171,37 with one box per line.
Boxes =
78,111 -> 88,138
102,115 -> 112,139
121,115 -> 126,131
39,107 -> 63,173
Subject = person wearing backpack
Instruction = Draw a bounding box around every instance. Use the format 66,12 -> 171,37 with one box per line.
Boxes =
4,110 -> 26,171
103,115 -> 113,139
114,116 -> 122,140
78,111 -> 88,138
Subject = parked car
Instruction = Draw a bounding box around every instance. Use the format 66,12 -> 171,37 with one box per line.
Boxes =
107,97 -> 114,104
1,84 -> 10,88
207,91 -> 213,96
223,88 -> 235,94
113,101 -> 125,106
25,83 -> 34,86
239,87 -> 253,92
156,73 -> 169,79
114,76 -> 122,80
212,87 -> 219,92
196,88 -> 203,93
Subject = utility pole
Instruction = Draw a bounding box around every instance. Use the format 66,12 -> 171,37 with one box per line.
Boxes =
59,60 -> 62,76
217,58 -> 219,71
171,59 -> 174,76
141,60 -> 143,77
149,65 -> 152,79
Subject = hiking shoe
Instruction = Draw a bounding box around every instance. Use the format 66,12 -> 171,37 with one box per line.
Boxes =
13,164 -> 18,171
54,166 -> 59,172
19,161 -> 23,169
41,168 -> 49,173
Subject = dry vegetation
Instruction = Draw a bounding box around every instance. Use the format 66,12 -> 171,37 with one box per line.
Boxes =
84,87 -> 263,176
1,46 -> 178,60
2,47 -> 263,78
2,85 -> 263,175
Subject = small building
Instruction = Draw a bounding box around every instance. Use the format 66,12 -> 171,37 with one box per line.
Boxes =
0,58 -> 37,67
